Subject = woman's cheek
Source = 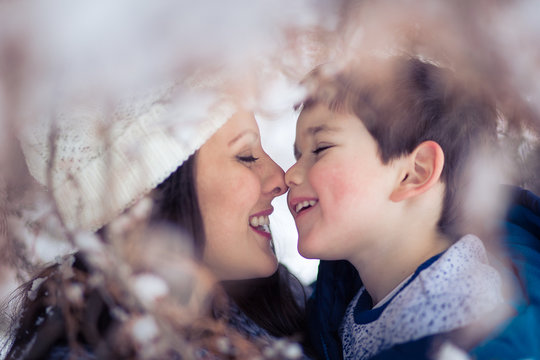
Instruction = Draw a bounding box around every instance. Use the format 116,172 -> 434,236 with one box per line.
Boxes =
227,170 -> 260,210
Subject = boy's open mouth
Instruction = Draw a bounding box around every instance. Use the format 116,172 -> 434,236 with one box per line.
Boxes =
295,200 -> 318,214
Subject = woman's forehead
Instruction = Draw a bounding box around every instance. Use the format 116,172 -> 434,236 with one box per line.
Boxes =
212,110 -> 260,146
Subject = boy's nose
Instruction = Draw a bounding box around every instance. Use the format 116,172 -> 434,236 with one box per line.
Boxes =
285,162 -> 302,188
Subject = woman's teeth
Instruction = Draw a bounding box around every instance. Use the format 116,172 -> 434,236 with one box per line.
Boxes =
295,200 -> 317,214
250,215 -> 270,227
249,215 -> 271,235
258,224 -> 271,234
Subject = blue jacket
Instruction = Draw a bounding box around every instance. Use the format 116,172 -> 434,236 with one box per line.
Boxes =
306,186 -> 540,360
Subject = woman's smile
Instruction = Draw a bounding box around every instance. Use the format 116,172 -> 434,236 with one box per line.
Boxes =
249,208 -> 273,239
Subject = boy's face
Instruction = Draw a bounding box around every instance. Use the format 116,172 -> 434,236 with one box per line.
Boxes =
285,103 -> 400,261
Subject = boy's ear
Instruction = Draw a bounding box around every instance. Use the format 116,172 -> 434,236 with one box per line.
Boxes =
390,141 -> 444,202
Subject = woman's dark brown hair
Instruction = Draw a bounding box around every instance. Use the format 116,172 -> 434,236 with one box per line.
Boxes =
4,153 -> 307,359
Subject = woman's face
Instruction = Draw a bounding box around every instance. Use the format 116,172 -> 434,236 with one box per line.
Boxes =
196,110 -> 287,281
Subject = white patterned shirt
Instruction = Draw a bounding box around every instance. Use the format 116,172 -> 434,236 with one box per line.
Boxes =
340,235 -> 504,360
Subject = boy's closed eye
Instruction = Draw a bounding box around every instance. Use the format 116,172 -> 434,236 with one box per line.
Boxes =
313,144 -> 334,155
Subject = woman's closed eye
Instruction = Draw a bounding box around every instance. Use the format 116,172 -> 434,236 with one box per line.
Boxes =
236,154 -> 259,163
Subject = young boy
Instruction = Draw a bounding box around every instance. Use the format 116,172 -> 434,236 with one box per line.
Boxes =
285,56 -> 540,359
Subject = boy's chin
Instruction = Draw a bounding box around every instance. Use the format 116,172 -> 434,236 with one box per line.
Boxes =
297,238 -> 325,260
298,236 -> 346,261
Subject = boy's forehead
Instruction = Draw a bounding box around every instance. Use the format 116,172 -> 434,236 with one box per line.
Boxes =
294,105 -> 346,159
298,104 -> 330,130
296,104 -> 344,136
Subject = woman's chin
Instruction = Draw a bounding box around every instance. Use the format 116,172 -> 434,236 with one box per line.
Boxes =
259,256 -> 279,277
252,255 -> 279,279
223,257 -> 278,281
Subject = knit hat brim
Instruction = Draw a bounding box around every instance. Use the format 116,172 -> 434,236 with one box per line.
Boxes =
20,84 -> 236,231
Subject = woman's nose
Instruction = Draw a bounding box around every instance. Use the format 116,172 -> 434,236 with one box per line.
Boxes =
263,157 -> 288,198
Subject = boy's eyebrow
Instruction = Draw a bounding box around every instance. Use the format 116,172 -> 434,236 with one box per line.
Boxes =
305,124 -> 338,136
293,124 -> 339,160
294,144 -> 301,160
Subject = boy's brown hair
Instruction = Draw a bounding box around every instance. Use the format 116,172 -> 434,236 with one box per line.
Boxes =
299,55 -> 499,239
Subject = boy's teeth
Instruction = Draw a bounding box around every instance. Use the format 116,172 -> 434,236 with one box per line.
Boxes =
295,200 -> 317,213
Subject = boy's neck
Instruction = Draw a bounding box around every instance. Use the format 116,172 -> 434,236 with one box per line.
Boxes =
350,230 -> 452,306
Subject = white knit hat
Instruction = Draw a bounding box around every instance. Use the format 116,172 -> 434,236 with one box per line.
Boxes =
19,80 -> 236,232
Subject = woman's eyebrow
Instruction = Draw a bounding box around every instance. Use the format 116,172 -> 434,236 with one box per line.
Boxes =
228,130 -> 259,147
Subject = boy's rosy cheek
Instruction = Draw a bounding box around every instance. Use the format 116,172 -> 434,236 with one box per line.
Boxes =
310,162 -> 366,205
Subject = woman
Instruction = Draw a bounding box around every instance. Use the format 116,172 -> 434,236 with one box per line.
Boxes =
4,83 -> 311,359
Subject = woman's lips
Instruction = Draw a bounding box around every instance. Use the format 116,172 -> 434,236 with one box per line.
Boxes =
250,225 -> 272,239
